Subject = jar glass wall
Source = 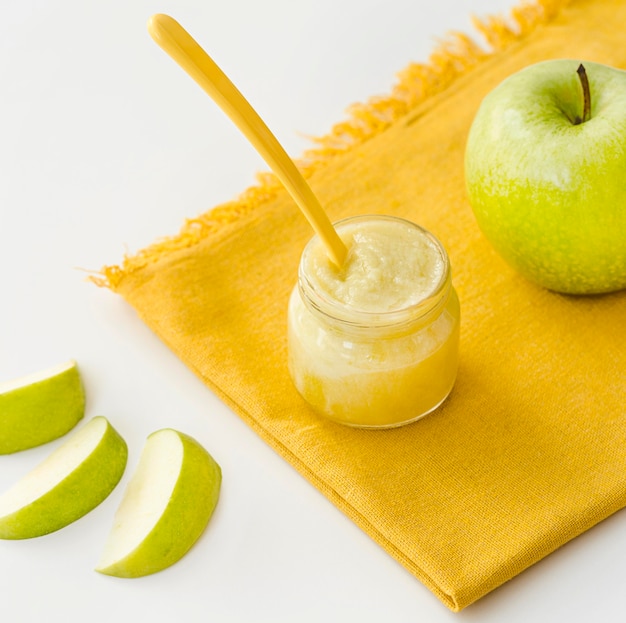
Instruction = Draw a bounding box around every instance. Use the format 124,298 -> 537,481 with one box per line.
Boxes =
287,215 -> 460,429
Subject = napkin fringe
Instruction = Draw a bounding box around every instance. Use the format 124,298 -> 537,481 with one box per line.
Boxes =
93,0 -> 569,290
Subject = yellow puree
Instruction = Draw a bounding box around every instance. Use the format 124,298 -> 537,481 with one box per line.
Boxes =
306,219 -> 445,312
288,218 -> 460,428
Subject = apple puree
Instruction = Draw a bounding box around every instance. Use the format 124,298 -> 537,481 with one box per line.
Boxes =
288,215 -> 460,429
304,218 -> 446,313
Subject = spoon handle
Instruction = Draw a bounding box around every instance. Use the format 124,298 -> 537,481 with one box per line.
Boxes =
148,14 -> 347,267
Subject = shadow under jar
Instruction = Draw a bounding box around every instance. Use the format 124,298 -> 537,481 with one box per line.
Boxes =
287,215 -> 460,429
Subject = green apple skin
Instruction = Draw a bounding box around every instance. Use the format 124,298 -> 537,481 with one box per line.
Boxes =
0,360 -> 85,454
0,417 -> 128,539
465,59 -> 626,294
96,429 -> 221,578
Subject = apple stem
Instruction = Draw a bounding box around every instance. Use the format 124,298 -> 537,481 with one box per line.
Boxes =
575,63 -> 591,124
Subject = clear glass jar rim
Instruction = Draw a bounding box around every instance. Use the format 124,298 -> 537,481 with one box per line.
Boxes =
298,214 -> 452,329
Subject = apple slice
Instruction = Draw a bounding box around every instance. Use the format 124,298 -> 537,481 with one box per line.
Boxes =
96,429 -> 221,578
0,416 -> 127,539
0,359 -> 85,454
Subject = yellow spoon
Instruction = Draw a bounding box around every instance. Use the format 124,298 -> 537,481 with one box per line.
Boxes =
147,14 -> 348,267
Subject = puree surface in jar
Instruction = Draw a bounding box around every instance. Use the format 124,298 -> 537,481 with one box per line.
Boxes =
287,215 -> 460,429
303,218 -> 446,313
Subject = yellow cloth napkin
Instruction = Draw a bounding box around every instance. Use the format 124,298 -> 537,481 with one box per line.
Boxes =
97,0 -> 626,611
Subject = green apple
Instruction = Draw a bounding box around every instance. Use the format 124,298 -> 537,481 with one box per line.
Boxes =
465,59 -> 626,294
95,428 -> 221,578
0,359 -> 85,454
0,416 -> 127,539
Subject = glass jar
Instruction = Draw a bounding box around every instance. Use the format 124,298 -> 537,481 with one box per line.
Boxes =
287,215 -> 460,429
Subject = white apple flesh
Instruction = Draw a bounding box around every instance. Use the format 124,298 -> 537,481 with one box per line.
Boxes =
465,59 -> 626,294
96,428 -> 221,578
0,416 -> 127,539
0,360 -> 85,454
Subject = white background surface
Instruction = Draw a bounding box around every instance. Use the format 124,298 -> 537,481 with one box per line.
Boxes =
1,1 -> 624,621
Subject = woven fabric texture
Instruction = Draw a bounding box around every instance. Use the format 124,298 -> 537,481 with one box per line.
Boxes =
98,0 -> 626,610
